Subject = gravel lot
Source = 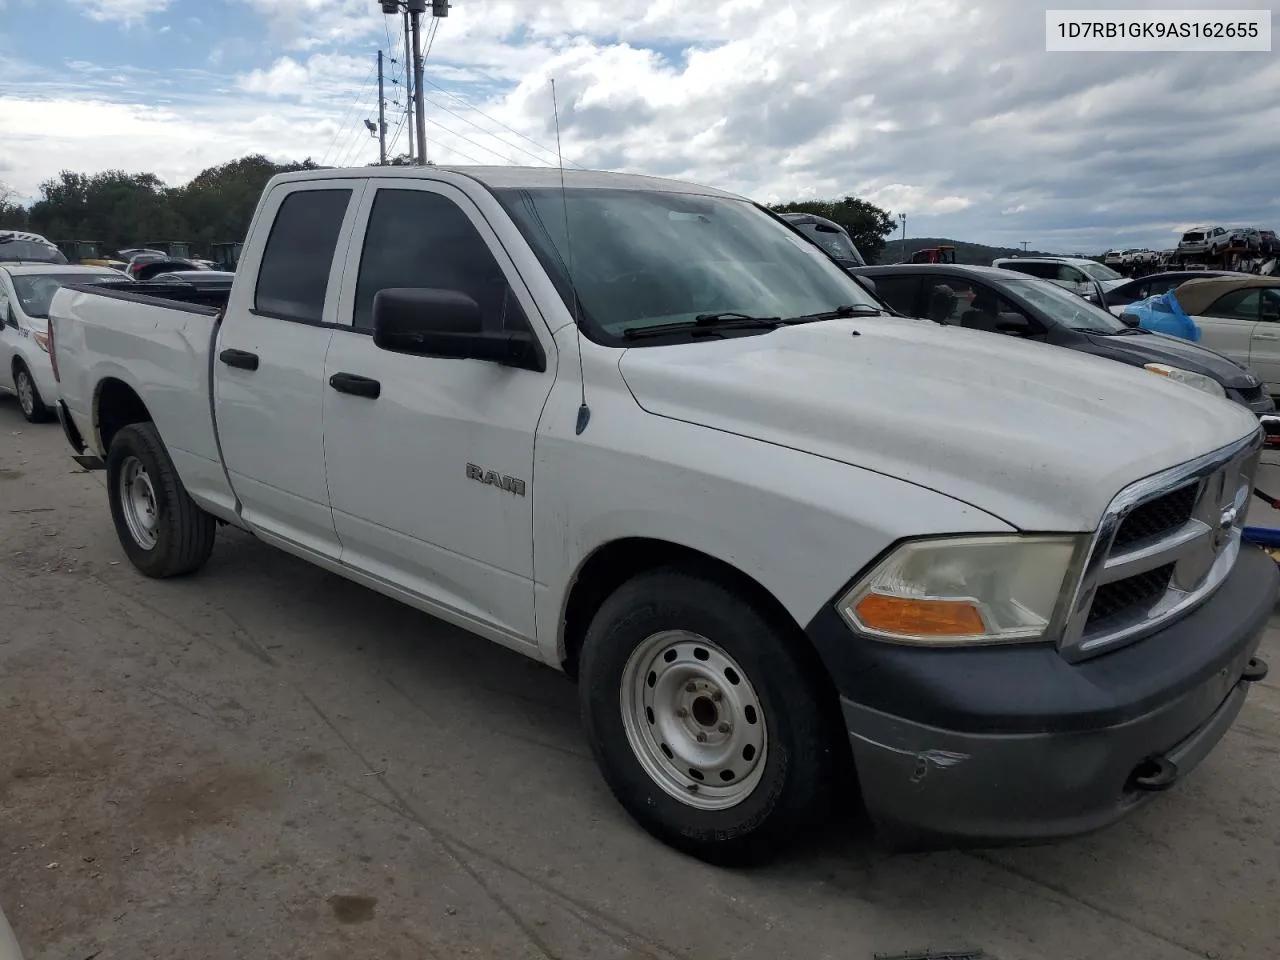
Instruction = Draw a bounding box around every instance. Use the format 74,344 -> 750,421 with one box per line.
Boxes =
2,396 -> 1279,960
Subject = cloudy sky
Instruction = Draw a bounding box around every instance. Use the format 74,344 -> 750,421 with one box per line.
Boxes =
0,0 -> 1277,252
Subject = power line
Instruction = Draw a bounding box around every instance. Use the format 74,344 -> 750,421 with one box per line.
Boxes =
320,61 -> 377,166
419,75 -> 586,168
333,79 -> 385,168
419,93 -> 558,167
424,115 -> 521,164
436,141 -> 486,165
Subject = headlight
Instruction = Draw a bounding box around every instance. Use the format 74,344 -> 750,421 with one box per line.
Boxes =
31,331 -> 50,353
838,535 -> 1085,646
1143,363 -> 1225,399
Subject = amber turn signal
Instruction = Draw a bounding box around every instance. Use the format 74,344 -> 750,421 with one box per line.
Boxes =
853,593 -> 986,637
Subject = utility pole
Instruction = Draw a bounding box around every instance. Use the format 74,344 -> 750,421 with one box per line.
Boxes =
1021,240 -> 1029,252
402,7 -> 415,161
899,212 -> 907,262
377,50 -> 388,165
408,0 -> 428,165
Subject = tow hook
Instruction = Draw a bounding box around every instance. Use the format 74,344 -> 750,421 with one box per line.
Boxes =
1242,657 -> 1269,683
1131,755 -> 1179,792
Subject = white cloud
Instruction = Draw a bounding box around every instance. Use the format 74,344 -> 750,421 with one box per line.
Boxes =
83,0 -> 170,23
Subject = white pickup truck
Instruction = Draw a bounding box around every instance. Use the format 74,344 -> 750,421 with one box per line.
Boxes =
49,166 -> 1275,862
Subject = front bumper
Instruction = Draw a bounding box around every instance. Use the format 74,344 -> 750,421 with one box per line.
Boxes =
807,545 -> 1277,844
1242,391 -> 1277,417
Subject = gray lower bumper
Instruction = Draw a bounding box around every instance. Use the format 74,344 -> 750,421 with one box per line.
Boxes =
843,647 -> 1266,845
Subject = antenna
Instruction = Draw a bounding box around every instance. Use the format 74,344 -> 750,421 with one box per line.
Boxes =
551,77 -> 590,436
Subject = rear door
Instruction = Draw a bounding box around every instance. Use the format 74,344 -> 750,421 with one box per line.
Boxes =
1248,288 -> 1280,393
1190,288 -> 1260,376
320,178 -> 556,644
213,180 -> 365,559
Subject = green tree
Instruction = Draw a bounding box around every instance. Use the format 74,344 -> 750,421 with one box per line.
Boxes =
770,196 -> 897,264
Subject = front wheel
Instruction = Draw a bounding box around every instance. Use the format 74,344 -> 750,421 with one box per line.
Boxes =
14,364 -> 51,423
106,422 -> 215,577
579,568 -> 838,864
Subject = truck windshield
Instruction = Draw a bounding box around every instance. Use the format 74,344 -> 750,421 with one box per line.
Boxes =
12,272 -> 120,319
1000,277 -> 1127,333
493,187 -> 882,343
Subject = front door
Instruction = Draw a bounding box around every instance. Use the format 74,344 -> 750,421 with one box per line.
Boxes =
213,180 -> 365,559
321,178 -> 556,644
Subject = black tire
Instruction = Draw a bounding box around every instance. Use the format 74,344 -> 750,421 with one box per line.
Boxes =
106,422 -> 215,578
14,363 -> 51,423
578,567 -> 837,865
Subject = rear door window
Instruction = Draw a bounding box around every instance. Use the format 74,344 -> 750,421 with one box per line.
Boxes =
254,188 -> 352,323
868,275 -> 920,315
1204,290 -> 1262,321
1000,261 -> 1056,280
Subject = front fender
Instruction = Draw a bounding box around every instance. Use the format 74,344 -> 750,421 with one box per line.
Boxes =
532,394 -> 1012,666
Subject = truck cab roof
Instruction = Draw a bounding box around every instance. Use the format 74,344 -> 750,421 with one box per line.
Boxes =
291,164 -> 742,199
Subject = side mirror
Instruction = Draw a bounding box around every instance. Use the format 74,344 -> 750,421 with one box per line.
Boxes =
995,312 -> 1033,335
850,272 -> 876,295
372,288 -> 545,372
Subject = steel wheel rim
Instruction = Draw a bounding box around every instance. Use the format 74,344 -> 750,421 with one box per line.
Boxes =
16,372 -> 34,416
119,456 -> 159,550
620,630 -> 768,811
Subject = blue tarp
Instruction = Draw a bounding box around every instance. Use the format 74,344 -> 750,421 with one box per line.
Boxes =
1122,290 -> 1200,341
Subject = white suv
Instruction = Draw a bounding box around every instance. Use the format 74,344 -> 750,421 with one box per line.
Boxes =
1177,225 -> 1229,259
991,256 -> 1126,296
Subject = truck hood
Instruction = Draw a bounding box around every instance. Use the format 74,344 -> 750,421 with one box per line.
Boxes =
617,317 -> 1260,531
1084,329 -> 1260,389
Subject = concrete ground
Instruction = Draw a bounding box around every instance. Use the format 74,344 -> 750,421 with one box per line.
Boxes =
2,397 -> 1279,960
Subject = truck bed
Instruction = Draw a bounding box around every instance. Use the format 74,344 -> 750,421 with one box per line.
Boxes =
51,278 -> 236,519
70,279 -> 230,313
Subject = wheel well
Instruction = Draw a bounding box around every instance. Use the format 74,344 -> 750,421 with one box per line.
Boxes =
95,378 -> 151,454
562,538 -> 811,680
560,537 -> 857,793
11,355 -> 27,377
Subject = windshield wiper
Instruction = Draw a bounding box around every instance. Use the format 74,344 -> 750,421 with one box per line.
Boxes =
621,313 -> 782,339
784,304 -> 885,323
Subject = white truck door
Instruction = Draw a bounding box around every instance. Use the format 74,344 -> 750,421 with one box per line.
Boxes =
321,179 -> 555,645
213,180 -> 366,560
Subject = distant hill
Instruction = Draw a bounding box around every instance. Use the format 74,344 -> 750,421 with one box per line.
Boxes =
879,237 -> 1070,266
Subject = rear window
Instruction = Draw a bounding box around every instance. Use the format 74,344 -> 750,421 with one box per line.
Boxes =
254,188 -> 351,323
0,236 -> 67,264
997,261 -> 1057,280
1182,232 -> 1204,243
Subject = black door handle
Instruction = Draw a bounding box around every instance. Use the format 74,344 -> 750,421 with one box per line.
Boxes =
219,348 -> 259,371
329,372 -> 381,399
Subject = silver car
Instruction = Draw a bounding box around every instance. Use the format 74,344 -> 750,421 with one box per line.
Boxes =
1226,227 -> 1262,251
1176,225 -> 1229,258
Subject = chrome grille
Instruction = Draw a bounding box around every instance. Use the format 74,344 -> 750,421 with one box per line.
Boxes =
1060,428 -> 1263,661
1111,483 -> 1198,549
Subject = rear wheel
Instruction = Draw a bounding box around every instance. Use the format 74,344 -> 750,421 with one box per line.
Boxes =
14,364 -> 51,423
579,568 -> 837,864
106,422 -> 215,577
